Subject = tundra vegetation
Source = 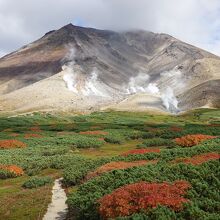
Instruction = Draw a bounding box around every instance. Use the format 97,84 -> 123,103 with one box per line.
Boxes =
0,108 -> 219,219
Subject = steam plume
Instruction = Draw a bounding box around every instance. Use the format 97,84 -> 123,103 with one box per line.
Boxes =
161,87 -> 178,112
126,73 -> 150,94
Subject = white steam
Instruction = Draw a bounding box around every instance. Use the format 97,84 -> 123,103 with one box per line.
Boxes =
126,73 -> 150,94
62,47 -> 78,92
62,65 -> 77,92
81,69 -> 110,97
126,74 -> 162,96
161,87 -> 178,111
158,67 -> 186,112
126,70 -> 181,112
146,83 -> 160,94
62,48 -> 110,97
62,49 -> 181,113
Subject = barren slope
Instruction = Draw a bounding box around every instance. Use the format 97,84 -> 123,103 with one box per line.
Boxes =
0,24 -> 219,114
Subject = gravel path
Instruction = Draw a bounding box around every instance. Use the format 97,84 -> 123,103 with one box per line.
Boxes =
43,178 -> 68,220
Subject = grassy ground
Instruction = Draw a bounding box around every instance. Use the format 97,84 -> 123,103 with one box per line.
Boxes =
0,109 -> 219,219
0,169 -> 62,220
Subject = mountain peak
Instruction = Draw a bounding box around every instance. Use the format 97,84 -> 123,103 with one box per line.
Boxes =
0,25 -> 219,114
62,23 -> 75,30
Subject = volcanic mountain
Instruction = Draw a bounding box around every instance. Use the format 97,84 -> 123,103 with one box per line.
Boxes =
0,23 -> 219,114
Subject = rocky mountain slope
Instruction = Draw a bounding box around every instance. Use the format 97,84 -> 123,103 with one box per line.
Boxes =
0,23 -> 219,114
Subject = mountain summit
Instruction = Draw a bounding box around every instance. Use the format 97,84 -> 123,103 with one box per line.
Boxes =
0,24 -> 219,114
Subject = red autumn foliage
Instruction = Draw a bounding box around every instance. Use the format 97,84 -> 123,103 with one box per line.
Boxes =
10,133 -> 20,137
172,152 -> 220,165
79,130 -> 108,135
24,133 -> 43,139
175,134 -> 216,147
0,165 -> 24,176
207,124 -> 220,127
86,160 -> 157,180
0,140 -> 27,149
170,126 -> 183,132
98,180 -> 191,219
29,126 -> 42,132
122,148 -> 160,156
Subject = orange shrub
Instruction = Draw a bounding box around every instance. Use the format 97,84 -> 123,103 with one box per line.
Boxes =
0,140 -> 27,149
86,160 -> 157,180
79,130 -> 108,135
98,180 -> 191,219
122,148 -> 160,156
172,152 -> 220,165
0,165 -> 24,176
175,134 -> 216,147
24,133 -> 43,139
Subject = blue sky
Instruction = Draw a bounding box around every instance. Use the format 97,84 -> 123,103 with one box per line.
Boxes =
0,0 -> 220,57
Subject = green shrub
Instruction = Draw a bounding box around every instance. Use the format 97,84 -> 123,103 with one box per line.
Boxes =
104,134 -> 124,144
67,139 -> 220,219
0,169 -> 16,179
24,135 -> 104,149
63,158 -> 109,186
70,136 -> 104,148
68,160 -> 220,219
138,138 -> 175,148
22,176 -> 53,188
116,206 -> 176,220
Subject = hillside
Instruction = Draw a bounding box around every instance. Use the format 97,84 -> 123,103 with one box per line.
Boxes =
0,110 -> 219,219
0,24 -> 219,114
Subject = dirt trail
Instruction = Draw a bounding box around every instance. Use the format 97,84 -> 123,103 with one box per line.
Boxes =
43,178 -> 68,220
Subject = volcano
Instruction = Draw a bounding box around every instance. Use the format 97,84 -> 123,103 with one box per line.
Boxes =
0,23 -> 219,114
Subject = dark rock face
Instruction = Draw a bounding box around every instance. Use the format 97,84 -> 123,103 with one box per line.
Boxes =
0,23 -> 219,113
178,80 -> 220,110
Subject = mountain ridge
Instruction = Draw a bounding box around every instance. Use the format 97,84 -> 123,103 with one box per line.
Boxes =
0,23 -> 219,115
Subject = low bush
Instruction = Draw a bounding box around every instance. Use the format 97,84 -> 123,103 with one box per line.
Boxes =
98,180 -> 191,219
104,134 -> 124,144
10,133 -> 20,137
0,140 -> 27,149
79,130 -> 108,136
0,165 -> 24,178
173,152 -> 220,165
67,138 -> 220,219
121,149 -> 160,156
0,169 -> 16,179
170,126 -> 183,132
104,129 -> 147,144
22,176 -> 52,188
63,158 -> 109,186
70,136 -> 104,148
41,148 -> 69,156
175,134 -> 217,147
86,160 -> 155,180
29,126 -> 42,132
138,138 -> 174,148
27,135 -> 104,149
24,133 -> 43,139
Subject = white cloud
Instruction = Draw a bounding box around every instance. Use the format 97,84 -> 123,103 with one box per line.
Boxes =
0,0 -> 220,56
